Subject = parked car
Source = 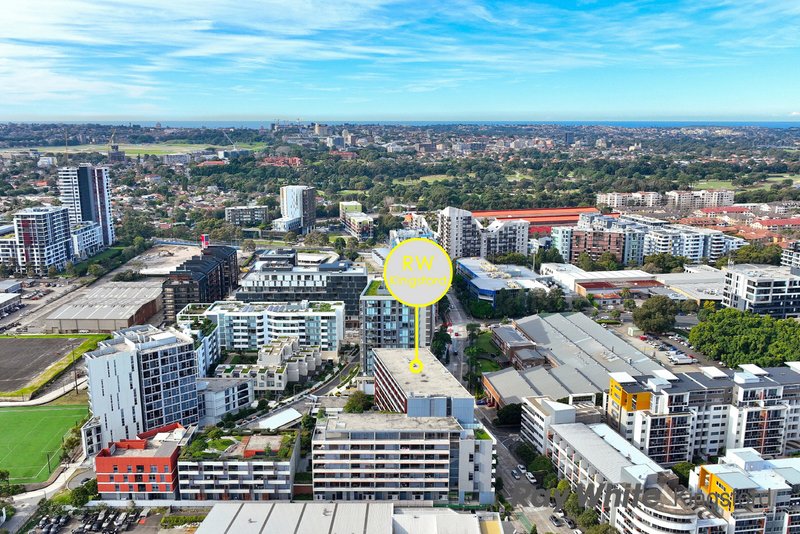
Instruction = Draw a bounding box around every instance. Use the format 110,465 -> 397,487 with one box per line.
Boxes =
565,518 -> 577,528
525,472 -> 536,484
549,515 -> 563,527
517,464 -> 526,474
511,469 -> 521,480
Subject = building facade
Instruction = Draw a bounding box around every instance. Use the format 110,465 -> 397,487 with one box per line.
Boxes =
723,264 -> 800,318
163,246 -> 238,322
9,206 -> 72,274
225,206 -> 271,226
58,164 -> 115,246
273,185 -> 316,234
359,280 -> 435,373
82,325 -> 200,456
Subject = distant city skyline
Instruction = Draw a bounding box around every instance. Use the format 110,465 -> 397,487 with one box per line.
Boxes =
2,0 -> 799,121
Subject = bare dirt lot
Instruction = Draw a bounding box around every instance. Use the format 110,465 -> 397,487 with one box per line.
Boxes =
124,244 -> 201,276
0,336 -> 83,392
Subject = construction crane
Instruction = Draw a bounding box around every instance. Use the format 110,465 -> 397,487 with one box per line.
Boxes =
223,131 -> 238,152
110,128 -> 117,149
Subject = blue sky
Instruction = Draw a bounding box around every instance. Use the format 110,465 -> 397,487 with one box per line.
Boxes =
2,0 -> 800,121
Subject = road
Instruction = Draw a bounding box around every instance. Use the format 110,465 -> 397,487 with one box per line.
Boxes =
445,288 -> 470,382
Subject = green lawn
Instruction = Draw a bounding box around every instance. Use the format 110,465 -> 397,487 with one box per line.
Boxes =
0,405 -> 87,484
693,174 -> 800,191
0,142 -> 268,156
475,331 -> 501,357
478,359 -> 501,373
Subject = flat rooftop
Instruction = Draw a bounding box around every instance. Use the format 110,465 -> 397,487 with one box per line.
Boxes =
323,413 -> 463,432
725,264 -> 800,280
373,348 -> 472,399
47,281 -> 163,321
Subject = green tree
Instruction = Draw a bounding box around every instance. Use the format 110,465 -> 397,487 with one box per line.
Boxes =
284,231 -> 298,243
343,391 -> 373,413
242,239 -> 256,252
70,486 -> 90,507
47,266 -> 59,278
671,461 -> 695,487
623,299 -> 637,311
64,261 -> 76,277
680,300 -> 699,314
333,237 -> 346,250
633,295 -> 677,334
87,264 -> 106,278
642,253 -> 689,274
578,509 -> 599,528
515,442 -> 537,466
495,403 -> 523,426
698,300 -> 717,321
565,492 -> 582,517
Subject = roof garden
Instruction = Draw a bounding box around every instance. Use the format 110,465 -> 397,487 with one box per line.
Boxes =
180,427 -> 296,461
363,280 -> 383,296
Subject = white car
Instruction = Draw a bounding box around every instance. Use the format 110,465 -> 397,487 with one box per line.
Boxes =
517,464 -> 526,474
526,472 -> 536,484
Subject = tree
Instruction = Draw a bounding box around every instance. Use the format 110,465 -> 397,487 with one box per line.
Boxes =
70,486 -> 90,507
578,509 -> 599,528
47,266 -> 58,278
642,253 -> 689,274
495,403 -> 523,426
530,525 -> 538,534
284,231 -> 298,243
576,252 -> 595,272
680,300 -> 699,314
466,323 -> 481,344
343,391 -> 373,413
565,492 -> 582,517
623,299 -> 637,311
698,300 -> 717,321
671,461 -> 694,486
333,237 -> 346,250
515,442 -> 537,466
242,239 -> 256,252
64,261 -> 76,277
87,264 -> 106,278
632,295 -> 677,334
610,309 -> 621,320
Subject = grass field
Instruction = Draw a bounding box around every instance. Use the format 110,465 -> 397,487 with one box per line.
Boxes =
693,174 -> 800,191
0,405 -> 87,484
475,331 -> 501,357
478,359 -> 501,373
0,142 -> 268,156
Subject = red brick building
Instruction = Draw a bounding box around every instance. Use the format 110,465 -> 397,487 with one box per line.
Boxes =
95,423 -> 189,501
569,229 -> 625,263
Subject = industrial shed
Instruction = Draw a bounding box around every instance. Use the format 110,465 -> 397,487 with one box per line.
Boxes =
45,281 -> 163,333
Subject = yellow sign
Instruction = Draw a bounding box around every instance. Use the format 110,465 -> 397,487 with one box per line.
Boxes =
382,238 -> 453,373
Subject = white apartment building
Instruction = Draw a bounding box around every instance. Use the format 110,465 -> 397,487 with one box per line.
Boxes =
214,337 -> 323,393
723,264 -> 800,318
642,225 -> 745,263
177,300 -> 344,352
690,449 -> 800,534
273,185 -> 315,234
596,192 -> 663,208
607,364 -> 800,465
58,164 -> 115,246
666,190 -> 735,210
178,431 -> 299,501
436,206 -> 483,259
549,422 -> 727,534
372,348 -> 476,425
176,320 -> 220,377
435,206 -> 530,259
196,378 -> 254,426
312,413 -> 495,505
520,396 -> 603,455
550,226 -> 573,263
10,206 -> 72,275
70,221 -> 104,260
82,325 -> 199,456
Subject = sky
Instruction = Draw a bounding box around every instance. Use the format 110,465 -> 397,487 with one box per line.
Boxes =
1,0 -> 799,122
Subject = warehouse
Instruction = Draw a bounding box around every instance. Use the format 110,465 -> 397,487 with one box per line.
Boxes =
0,292 -> 21,314
45,281 -> 163,333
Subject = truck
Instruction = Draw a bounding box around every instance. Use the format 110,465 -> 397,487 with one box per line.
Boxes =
669,354 -> 697,365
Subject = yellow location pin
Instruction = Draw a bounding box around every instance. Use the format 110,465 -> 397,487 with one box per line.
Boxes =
382,238 -> 453,373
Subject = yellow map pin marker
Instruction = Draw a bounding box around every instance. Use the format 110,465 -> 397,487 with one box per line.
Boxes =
383,238 -> 453,373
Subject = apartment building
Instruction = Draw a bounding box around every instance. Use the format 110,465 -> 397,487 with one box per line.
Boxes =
549,422 -> 727,534
436,206 -> 483,258
273,185 -> 315,234
373,347 -> 476,424
666,190 -> 735,210
359,280 -> 435,373
58,164 -> 115,246
435,206 -> 530,259
81,325 -> 200,456
723,264 -> 800,318
690,449 -> 800,534
312,413 -> 495,505
342,211 -> 374,240
70,221 -> 104,260
95,423 -> 189,501
520,396 -> 603,454
163,245 -> 239,323
214,337 -> 323,393
224,205 -> 270,226
570,228 -> 626,263
236,257 -> 367,321
196,378 -> 254,426
781,241 -> 800,269
596,192 -> 663,208
606,364 -> 800,464
178,300 -> 344,352
178,431 -> 299,501
550,226 -> 573,263
7,206 -> 73,275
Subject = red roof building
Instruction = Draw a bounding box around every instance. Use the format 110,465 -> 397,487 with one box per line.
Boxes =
471,207 -> 608,233
95,423 -> 188,501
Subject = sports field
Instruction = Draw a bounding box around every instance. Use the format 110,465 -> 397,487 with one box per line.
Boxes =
0,405 -> 87,484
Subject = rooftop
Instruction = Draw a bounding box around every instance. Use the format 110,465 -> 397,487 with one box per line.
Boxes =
373,348 -> 472,399
322,413 -> 463,432
47,281 -> 163,321
725,263 -> 800,280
